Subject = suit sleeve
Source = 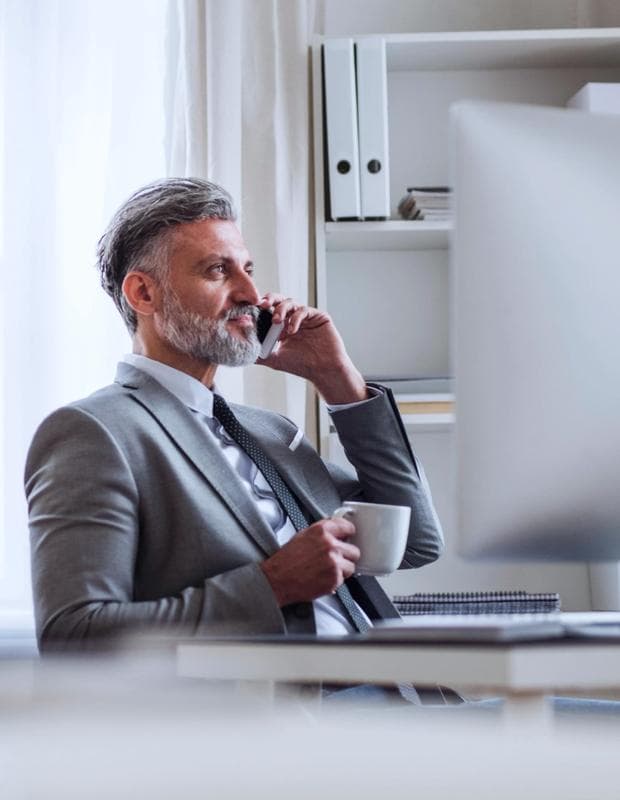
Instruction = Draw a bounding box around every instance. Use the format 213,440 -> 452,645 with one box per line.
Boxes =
25,407 -> 286,651
326,385 -> 444,568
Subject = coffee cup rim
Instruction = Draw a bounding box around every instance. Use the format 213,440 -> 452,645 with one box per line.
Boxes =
340,501 -> 410,513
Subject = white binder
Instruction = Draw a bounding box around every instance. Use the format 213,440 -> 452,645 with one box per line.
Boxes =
355,38 -> 390,219
323,39 -> 361,220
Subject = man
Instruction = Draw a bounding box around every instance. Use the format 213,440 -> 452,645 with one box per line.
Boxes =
25,178 -> 443,652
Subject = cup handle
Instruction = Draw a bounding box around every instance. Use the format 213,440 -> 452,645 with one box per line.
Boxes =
332,506 -> 356,520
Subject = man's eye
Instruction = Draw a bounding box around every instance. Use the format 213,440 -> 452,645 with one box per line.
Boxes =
210,264 -> 226,275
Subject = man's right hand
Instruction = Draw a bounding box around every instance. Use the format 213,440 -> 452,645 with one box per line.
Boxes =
259,518 -> 360,607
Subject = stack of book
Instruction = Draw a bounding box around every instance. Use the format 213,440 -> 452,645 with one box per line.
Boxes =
398,186 -> 452,221
367,377 -> 453,394
393,591 -> 562,616
366,377 -> 454,423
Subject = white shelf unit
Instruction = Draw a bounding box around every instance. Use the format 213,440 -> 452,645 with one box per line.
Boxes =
312,27 -> 620,460
325,220 -> 451,251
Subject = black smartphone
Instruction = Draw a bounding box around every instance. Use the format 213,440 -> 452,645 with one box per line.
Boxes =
256,308 -> 284,358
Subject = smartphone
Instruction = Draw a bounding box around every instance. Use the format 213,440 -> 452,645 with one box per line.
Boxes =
256,308 -> 285,358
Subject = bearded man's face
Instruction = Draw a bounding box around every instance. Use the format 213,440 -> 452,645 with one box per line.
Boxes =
153,218 -> 262,366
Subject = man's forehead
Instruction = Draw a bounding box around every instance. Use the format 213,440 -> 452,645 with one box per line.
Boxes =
169,218 -> 249,257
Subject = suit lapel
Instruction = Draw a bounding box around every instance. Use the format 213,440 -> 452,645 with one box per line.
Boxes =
116,364 -> 280,558
235,407 -> 334,523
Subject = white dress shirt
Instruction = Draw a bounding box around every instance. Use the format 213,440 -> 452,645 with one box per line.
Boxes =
123,354 -> 372,635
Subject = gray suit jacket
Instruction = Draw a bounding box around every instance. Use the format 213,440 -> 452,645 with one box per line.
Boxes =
25,363 -> 443,651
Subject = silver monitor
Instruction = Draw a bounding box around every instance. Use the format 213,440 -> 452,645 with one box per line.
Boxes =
453,101 -> 620,559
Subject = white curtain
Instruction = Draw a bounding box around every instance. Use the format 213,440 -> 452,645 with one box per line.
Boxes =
1,0 -> 318,625
165,0 -> 318,425
1,0 -> 169,625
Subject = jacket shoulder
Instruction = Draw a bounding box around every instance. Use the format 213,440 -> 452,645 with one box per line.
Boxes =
29,383 -> 135,447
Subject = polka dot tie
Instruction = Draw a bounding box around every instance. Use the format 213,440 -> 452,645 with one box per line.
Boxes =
212,394 -> 371,633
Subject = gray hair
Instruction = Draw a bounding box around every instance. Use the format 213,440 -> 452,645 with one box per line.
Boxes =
96,177 -> 237,332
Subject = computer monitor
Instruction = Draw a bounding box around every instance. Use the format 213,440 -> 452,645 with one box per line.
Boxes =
453,100 -> 620,560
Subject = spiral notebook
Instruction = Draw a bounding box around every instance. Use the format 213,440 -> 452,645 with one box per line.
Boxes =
393,590 -> 561,616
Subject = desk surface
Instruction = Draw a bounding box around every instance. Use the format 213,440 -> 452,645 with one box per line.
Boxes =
177,636 -> 620,694
6,651 -> 620,800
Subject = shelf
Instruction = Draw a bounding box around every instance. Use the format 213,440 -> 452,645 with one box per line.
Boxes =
401,413 -> 454,431
315,27 -> 620,454
381,29 -> 620,72
325,220 -> 451,252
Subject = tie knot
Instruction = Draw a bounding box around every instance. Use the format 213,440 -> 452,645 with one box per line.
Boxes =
212,393 -> 232,420
212,394 -> 226,410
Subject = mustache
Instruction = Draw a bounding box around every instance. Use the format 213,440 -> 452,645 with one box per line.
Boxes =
225,305 -> 259,322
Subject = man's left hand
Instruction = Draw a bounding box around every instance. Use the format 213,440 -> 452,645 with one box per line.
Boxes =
256,294 -> 368,405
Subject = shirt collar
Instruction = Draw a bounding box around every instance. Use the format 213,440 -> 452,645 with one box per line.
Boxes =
122,354 -> 215,417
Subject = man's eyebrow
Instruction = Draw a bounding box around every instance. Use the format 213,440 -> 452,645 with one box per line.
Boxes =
193,255 -> 254,268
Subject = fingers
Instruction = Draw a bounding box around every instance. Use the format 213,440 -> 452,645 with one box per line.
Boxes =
338,540 -> 361,568
310,519 -> 361,583
259,293 -> 293,323
329,540 -> 360,585
324,516 -> 356,539
259,294 -> 311,331
281,306 -> 310,336
258,292 -> 283,309
260,517 -> 360,605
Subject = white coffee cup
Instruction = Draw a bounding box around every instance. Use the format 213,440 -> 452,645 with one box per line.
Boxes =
332,501 -> 411,576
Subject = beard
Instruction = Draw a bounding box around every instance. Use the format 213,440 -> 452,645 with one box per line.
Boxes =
158,287 -> 261,367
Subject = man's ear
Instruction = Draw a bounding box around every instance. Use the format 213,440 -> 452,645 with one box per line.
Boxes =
122,271 -> 162,318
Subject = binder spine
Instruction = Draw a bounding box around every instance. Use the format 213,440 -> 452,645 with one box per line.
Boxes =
355,38 -> 390,219
323,39 -> 361,220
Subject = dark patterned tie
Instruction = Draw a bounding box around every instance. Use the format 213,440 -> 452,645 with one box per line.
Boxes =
212,393 -> 371,633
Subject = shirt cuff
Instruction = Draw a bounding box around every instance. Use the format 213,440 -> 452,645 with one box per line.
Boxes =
326,386 -> 383,414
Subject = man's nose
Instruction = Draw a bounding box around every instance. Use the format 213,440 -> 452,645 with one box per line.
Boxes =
231,269 -> 260,306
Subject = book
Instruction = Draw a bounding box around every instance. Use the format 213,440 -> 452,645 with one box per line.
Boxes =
417,208 -> 452,216
397,400 -> 454,416
406,186 -> 451,195
365,377 -> 454,395
398,186 -> 452,221
393,590 -> 562,616
406,198 -> 451,210
418,212 -> 452,221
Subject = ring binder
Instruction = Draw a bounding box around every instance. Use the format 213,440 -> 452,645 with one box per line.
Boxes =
355,37 -> 390,219
323,38 -> 361,220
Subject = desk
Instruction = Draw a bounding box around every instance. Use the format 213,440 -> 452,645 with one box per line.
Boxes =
177,636 -> 620,719
5,650 -> 620,800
